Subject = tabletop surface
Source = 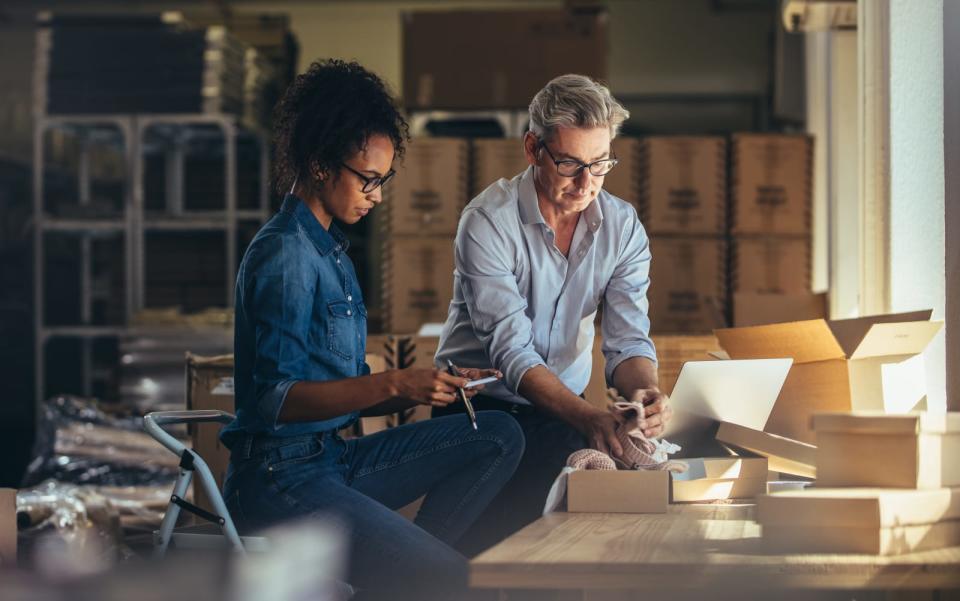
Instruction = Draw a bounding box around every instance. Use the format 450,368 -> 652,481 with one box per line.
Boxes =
470,505 -> 960,591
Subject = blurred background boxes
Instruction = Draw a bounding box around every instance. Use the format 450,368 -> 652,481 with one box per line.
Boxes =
471,138 -> 527,197
637,136 -> 726,235
602,137 -> 641,206
647,235 -> 727,334
383,137 -> 468,236
730,133 -> 812,235
381,237 -> 456,335
732,235 -> 811,294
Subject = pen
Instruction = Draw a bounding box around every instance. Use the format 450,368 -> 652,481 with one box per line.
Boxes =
446,359 -> 478,431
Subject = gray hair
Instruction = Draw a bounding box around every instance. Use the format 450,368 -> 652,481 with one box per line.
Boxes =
528,74 -> 629,141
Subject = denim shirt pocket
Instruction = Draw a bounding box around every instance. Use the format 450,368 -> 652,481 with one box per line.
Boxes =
327,300 -> 357,360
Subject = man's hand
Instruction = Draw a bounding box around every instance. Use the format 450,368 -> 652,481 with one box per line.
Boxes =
628,388 -> 673,438
577,407 -> 624,458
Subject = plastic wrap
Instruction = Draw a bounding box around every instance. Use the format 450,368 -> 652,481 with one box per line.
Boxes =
23,395 -> 181,488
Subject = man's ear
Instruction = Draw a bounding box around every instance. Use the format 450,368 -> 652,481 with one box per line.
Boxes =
523,132 -> 539,165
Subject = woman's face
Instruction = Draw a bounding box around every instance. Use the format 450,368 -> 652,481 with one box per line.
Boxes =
320,134 -> 396,225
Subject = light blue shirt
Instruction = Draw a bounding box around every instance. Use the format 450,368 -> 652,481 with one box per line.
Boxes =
436,166 -> 657,405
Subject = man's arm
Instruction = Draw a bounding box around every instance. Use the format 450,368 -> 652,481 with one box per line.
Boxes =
517,366 -> 624,457
611,356 -> 671,438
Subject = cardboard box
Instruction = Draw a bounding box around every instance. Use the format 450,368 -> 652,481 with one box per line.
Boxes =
731,133 -> 812,235
186,353 -> 235,516
471,138 -> 528,196
732,235 -> 810,294
381,237 -> 456,334
566,470 -> 669,513
638,136 -> 727,235
716,421 -> 816,478
403,10 -> 607,109
383,138 -> 468,236
603,137 -> 641,206
813,412 -> 960,489
733,292 -> 827,327
714,310 -> 942,443
758,487 -> 960,555
648,236 -> 727,334
0,488 -> 15,567
671,457 -> 768,502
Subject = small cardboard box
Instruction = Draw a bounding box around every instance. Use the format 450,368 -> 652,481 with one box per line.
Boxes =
638,136 -> 727,235
566,470 -> 669,514
648,235 -> 727,334
714,310 -> 942,443
471,139 -> 528,196
671,457 -> 768,502
383,138 -> 468,236
813,412 -> 960,489
0,488 -> 15,567
731,133 -> 812,235
733,292 -> 827,327
716,421 -> 816,478
732,235 -> 810,294
757,486 -> 960,555
603,137 -> 641,206
381,236 -> 456,334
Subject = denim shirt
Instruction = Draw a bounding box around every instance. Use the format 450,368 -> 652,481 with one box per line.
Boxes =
221,194 -> 368,445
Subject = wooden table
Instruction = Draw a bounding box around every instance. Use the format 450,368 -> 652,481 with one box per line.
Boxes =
470,505 -> 960,598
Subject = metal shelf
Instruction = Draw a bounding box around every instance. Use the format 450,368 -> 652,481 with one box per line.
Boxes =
33,110 -> 269,407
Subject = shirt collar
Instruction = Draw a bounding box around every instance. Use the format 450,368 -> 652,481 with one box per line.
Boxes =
281,193 -> 349,255
517,166 -> 605,233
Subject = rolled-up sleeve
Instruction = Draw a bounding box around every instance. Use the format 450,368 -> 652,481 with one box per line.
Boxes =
456,209 -> 546,393
601,215 -> 658,386
245,234 -> 317,430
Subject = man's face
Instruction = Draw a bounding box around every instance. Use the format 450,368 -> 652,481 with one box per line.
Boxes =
525,126 -> 612,215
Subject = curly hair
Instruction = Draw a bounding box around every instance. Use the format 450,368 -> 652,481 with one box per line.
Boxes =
272,59 -> 409,196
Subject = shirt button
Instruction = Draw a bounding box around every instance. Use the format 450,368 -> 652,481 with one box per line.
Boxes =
336,259 -> 341,264
347,310 -> 352,316
347,295 -> 352,301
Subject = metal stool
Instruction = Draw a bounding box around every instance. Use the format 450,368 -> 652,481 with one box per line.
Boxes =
144,410 -> 264,557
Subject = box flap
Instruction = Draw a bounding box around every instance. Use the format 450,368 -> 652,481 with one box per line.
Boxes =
671,457 -> 768,481
849,321 -> 943,359
827,310 -> 934,357
716,421 -> 817,478
714,320 -> 844,364
812,411 -> 960,435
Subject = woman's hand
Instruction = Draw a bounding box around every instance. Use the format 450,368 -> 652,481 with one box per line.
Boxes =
387,368 -> 474,407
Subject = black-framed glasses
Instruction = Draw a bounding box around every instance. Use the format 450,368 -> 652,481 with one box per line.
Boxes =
538,140 -> 618,177
340,163 -> 396,193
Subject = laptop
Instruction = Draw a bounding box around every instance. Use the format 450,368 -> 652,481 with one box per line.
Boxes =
663,358 -> 793,455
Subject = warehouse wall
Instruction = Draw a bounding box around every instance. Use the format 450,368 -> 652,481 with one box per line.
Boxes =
888,0 -> 946,412
946,0 -> 960,411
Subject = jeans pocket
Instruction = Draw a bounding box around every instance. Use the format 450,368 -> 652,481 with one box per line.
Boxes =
266,437 -> 326,472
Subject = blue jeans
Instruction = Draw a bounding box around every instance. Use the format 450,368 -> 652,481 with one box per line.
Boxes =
223,410 -> 524,600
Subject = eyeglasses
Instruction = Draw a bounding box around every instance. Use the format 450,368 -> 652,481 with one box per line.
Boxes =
538,140 -> 618,177
340,163 -> 396,193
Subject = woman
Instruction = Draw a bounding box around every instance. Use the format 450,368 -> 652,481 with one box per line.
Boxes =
221,59 -> 524,599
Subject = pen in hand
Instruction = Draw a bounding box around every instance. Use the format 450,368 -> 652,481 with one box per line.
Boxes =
446,359 -> 479,431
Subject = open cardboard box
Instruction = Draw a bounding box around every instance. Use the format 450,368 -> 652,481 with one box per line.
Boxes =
714,310 -> 942,443
671,457 -> 768,502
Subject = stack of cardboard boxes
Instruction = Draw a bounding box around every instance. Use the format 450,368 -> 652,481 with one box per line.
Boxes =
381,137 -> 468,333
639,137 -> 728,334
471,139 -> 528,196
757,412 -> 960,555
730,134 -> 818,326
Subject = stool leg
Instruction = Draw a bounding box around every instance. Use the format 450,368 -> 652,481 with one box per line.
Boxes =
154,467 -> 193,558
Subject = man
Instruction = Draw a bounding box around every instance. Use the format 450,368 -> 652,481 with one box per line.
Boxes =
434,74 -> 673,556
